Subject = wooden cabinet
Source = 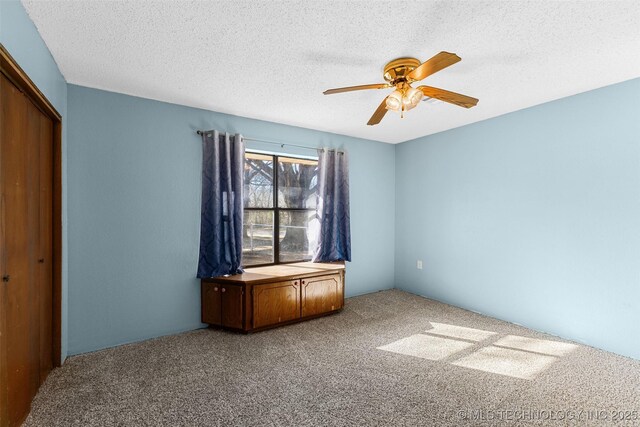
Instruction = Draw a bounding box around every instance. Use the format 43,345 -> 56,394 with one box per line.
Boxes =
201,282 -> 222,325
301,274 -> 343,317
221,285 -> 243,328
201,262 -> 344,332
201,283 -> 243,329
253,280 -> 300,328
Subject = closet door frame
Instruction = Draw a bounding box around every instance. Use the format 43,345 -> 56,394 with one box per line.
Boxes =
1,44 -> 63,367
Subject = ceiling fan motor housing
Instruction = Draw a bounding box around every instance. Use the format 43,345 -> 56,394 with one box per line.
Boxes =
383,57 -> 422,83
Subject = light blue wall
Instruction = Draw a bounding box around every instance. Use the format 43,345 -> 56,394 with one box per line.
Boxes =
66,85 -> 395,355
1,0 -> 69,362
395,78 -> 640,360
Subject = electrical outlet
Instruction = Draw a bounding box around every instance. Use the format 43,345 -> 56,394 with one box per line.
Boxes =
417,260 -> 423,270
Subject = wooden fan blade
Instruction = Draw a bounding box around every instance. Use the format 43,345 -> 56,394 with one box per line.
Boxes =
367,97 -> 389,126
323,83 -> 389,95
407,52 -> 461,82
418,86 -> 478,108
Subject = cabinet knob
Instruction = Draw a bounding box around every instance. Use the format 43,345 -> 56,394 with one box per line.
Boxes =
2,275 -> 9,283
214,286 -> 218,291
38,258 -> 45,263
221,288 -> 226,293
301,280 -> 305,284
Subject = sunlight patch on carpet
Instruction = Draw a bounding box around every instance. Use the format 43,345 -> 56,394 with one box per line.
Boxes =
377,334 -> 474,361
377,322 -> 578,380
452,346 -> 558,380
493,335 -> 578,356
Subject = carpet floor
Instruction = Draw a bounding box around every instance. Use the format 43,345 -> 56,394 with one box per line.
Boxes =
25,290 -> 640,426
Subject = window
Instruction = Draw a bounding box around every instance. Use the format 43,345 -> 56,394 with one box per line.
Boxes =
243,151 -> 318,266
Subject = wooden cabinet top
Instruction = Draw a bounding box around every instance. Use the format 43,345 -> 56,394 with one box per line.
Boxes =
202,261 -> 345,285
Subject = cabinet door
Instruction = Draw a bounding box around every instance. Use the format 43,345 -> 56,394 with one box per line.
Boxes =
253,280 -> 300,329
220,285 -> 243,329
301,274 -> 343,317
201,282 -> 222,325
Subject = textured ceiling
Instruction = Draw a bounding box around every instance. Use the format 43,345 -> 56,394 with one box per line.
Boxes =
22,0 -> 640,144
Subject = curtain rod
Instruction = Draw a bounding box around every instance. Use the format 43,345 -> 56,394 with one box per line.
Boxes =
196,130 -> 318,152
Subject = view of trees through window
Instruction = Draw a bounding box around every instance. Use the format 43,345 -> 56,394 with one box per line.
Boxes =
243,152 -> 318,266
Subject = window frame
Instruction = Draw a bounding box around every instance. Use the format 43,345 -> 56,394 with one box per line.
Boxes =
243,150 -> 318,267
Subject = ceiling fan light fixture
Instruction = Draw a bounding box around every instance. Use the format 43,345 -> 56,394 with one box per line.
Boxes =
385,90 -> 403,111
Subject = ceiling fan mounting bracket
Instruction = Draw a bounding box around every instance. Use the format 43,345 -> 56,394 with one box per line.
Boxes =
383,57 -> 421,83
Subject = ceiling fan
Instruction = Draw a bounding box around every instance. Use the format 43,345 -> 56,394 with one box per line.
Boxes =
323,52 -> 479,126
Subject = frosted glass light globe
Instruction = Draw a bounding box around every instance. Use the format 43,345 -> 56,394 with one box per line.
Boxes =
405,87 -> 424,108
385,90 -> 403,111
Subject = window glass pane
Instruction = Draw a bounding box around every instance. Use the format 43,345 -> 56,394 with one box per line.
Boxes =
278,211 -> 318,262
277,157 -> 318,209
244,152 -> 273,208
243,211 -> 274,266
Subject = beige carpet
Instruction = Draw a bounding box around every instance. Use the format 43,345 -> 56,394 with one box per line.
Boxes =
25,290 -> 640,426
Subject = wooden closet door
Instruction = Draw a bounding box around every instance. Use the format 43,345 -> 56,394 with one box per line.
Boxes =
38,110 -> 54,383
0,72 -> 54,426
26,89 -> 43,404
1,72 -> 32,425
0,71 -> 6,427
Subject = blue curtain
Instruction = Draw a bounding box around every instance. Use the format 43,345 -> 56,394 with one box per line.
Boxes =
312,149 -> 351,262
197,131 -> 245,278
